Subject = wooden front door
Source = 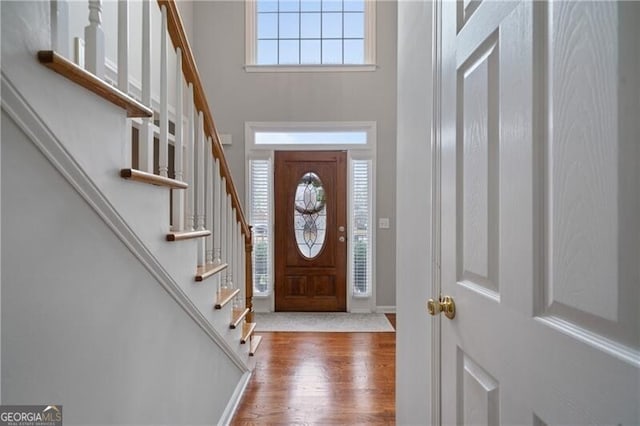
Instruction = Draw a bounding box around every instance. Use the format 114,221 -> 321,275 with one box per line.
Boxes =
439,1 -> 639,424
274,151 -> 347,312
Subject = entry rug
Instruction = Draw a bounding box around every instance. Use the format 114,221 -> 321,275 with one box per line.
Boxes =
253,312 -> 395,332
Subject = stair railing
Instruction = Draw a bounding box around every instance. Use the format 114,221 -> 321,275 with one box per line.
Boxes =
47,0 -> 254,323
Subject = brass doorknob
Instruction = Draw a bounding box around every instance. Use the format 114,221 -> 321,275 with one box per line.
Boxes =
427,295 -> 456,319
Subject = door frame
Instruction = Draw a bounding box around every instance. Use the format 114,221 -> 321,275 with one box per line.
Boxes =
245,121 -> 377,313
395,0 -> 442,423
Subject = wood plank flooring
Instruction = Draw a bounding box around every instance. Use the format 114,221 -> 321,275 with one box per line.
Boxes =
231,314 -> 396,425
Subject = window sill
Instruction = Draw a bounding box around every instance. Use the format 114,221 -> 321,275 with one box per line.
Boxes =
244,64 -> 378,73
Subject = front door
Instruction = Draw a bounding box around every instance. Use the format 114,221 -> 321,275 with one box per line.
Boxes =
439,1 -> 639,424
274,151 -> 347,312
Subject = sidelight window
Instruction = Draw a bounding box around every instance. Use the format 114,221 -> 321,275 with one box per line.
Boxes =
351,159 -> 371,296
249,159 -> 272,295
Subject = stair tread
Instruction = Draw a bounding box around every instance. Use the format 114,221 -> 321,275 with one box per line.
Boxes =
195,263 -> 228,282
214,288 -> 240,310
249,335 -> 262,356
121,168 -> 188,189
230,307 -> 250,329
241,322 -> 257,344
166,229 -> 211,241
38,50 -> 153,118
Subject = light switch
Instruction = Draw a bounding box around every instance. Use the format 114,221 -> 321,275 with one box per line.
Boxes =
379,218 -> 390,229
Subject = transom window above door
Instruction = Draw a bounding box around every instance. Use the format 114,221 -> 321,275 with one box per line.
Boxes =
245,0 -> 377,71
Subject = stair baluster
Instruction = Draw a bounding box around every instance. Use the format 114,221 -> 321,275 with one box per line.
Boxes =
117,0 -> 128,92
139,0 -> 154,173
238,224 -> 245,304
158,5 -> 169,178
117,0 -> 132,169
50,0 -> 69,58
219,177 -> 228,292
231,207 -> 238,309
196,111 -> 206,266
84,0 -> 105,78
171,48 -> 185,232
185,83 -> 195,231
213,158 -> 222,266
205,136 -> 214,265
226,194 -> 233,290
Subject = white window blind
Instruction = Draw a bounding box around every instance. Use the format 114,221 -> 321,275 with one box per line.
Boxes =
351,159 -> 371,296
249,159 -> 271,295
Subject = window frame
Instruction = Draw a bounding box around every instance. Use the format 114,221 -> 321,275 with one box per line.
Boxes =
245,0 -> 377,72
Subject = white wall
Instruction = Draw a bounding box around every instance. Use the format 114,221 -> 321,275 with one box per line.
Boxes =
396,0 -> 435,423
1,111 -> 242,424
191,0 -> 398,308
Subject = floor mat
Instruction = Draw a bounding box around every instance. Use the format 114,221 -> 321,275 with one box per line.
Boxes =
253,312 -> 395,332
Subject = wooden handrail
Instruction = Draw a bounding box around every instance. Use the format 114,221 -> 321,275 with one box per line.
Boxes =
158,0 -> 250,242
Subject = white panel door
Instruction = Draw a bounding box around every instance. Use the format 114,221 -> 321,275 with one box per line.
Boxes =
439,1 -> 639,424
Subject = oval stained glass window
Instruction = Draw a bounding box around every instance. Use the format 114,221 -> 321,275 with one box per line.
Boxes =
294,172 -> 327,259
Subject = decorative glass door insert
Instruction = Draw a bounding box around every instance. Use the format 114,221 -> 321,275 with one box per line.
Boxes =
294,172 -> 327,259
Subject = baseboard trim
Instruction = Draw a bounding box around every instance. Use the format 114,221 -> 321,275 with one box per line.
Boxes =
376,305 -> 397,313
1,72 -> 250,373
218,371 -> 252,425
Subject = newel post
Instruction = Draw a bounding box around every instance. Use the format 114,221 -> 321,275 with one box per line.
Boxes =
245,226 -> 254,323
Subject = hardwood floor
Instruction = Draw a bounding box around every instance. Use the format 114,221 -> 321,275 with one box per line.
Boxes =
231,315 -> 396,425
